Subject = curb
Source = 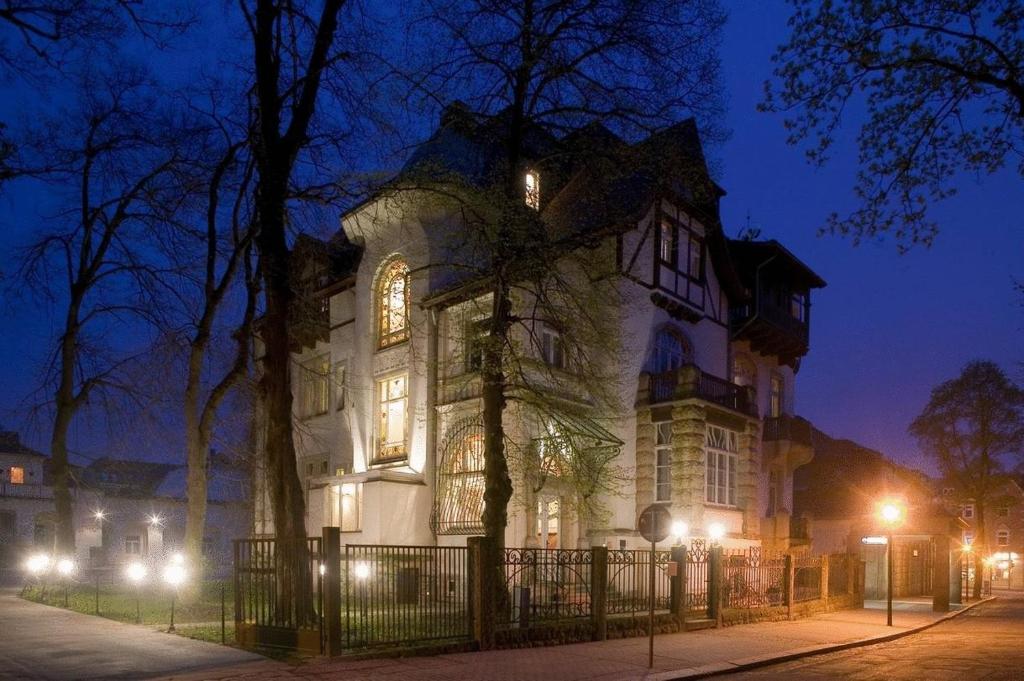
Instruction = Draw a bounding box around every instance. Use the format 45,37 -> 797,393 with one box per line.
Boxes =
659,597 -> 995,680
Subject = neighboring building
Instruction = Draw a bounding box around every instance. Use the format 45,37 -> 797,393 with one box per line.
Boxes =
269,105 -> 826,553
81,454 -> 251,576
0,431 -> 103,579
938,478 -> 1024,590
793,428 -> 963,599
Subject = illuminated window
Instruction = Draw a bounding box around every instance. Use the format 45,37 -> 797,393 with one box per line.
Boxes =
377,259 -> 410,348
524,170 -> 540,210
300,355 -> 330,418
9,466 -> 24,485
705,425 -> 738,506
962,503 -> 974,519
465,319 -> 489,372
376,374 -> 408,462
125,535 -> 141,555
769,374 -> 784,418
997,529 -> 1010,546
655,421 -> 672,502
655,218 -> 704,307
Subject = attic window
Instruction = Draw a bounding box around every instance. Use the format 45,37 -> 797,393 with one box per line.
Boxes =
524,170 -> 540,210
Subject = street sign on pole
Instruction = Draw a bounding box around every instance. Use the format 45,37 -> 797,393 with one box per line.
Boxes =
637,504 -> 671,668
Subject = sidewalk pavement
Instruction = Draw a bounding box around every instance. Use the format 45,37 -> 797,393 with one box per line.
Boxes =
157,598 -> 991,681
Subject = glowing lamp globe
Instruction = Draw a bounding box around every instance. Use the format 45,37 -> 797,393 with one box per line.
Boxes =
708,523 -> 726,541
354,562 -> 371,580
880,503 -> 903,525
126,562 -> 147,583
671,520 -> 688,540
163,563 -> 186,587
26,553 -> 51,575
56,558 -> 75,577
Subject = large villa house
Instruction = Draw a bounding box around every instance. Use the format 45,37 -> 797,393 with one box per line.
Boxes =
257,105 -> 826,553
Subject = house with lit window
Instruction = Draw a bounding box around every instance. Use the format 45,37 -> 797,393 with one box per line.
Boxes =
271,104 -> 826,553
0,430 -> 101,581
938,479 -> 1024,590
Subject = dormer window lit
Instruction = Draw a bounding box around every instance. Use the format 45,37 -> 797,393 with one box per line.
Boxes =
377,258 -> 410,349
524,170 -> 540,210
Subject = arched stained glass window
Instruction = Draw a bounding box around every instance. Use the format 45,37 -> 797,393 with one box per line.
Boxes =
433,418 -> 486,535
649,327 -> 693,374
377,259 -> 409,348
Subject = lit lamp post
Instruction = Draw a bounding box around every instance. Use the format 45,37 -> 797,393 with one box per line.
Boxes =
879,501 -> 904,627
56,558 -> 75,608
163,556 -> 187,633
961,542 -> 972,603
24,553 -> 51,598
708,522 -> 726,546
126,561 -> 147,623
354,561 -> 370,626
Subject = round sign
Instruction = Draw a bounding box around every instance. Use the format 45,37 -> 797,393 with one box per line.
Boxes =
637,504 -> 672,543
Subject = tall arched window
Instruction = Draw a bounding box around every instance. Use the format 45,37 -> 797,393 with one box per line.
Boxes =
433,418 -> 486,535
649,327 -> 693,374
377,259 -> 409,348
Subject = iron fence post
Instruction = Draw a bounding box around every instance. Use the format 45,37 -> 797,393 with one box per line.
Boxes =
591,546 -> 607,641
820,554 -> 830,609
322,527 -> 342,656
670,545 -> 686,627
784,554 -> 795,620
708,546 -> 723,625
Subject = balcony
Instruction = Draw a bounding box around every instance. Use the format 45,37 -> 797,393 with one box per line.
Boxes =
645,364 -> 757,417
730,297 -> 809,367
0,483 -> 54,499
762,415 -> 813,447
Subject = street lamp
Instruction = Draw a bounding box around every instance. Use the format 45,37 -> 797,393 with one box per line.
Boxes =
25,553 -> 51,576
163,561 -> 187,632
879,500 -> 905,627
354,561 -> 370,623
56,558 -> 75,608
126,561 -> 147,623
960,542 -> 973,603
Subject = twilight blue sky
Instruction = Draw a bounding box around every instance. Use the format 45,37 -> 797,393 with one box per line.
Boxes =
0,0 -> 1020,473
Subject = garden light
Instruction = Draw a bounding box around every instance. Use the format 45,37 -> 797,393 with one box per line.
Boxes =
354,562 -> 371,580
25,553 -> 51,575
56,558 -> 75,577
163,563 -> 186,587
126,562 -> 147,583
171,552 -> 184,565
708,522 -> 726,542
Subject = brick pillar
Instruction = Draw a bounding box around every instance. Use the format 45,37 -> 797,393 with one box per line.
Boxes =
737,419 -> 761,537
322,527 -> 342,656
635,409 -> 655,522
670,545 -> 687,627
785,554 -> 795,620
591,546 -> 608,641
674,403 -> 707,530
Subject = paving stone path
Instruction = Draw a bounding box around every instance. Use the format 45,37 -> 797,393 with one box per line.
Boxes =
721,593 -> 1024,681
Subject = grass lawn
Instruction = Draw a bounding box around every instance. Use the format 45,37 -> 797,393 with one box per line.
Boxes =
21,577 -> 233,631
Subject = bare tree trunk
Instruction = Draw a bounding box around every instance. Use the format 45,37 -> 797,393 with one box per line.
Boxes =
50,299 -> 83,554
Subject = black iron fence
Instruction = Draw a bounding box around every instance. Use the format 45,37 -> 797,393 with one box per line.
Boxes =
794,554 -> 823,603
234,536 -> 324,642
723,547 -> 786,608
606,549 -> 672,617
501,548 -> 592,627
684,539 -> 710,615
342,544 -> 470,648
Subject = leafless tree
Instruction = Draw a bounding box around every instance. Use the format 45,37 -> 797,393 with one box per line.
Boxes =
14,66 -> 195,553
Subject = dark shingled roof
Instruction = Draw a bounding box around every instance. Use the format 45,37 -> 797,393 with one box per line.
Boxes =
0,430 -> 46,457
727,239 -> 827,291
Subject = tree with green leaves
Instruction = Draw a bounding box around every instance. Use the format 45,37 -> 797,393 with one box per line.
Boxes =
763,0 -> 1024,251
910,360 -> 1024,598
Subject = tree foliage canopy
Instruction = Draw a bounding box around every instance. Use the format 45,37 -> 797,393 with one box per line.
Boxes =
764,0 -> 1024,250
910,360 -> 1024,497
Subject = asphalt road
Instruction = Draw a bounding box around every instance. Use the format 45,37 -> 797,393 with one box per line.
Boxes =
0,589 -> 262,680
719,593 -> 1024,680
